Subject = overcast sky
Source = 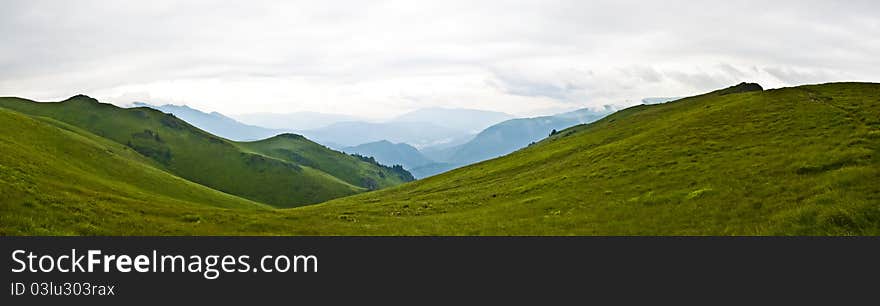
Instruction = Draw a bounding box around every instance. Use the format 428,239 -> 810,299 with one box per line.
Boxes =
1,0 -> 878,118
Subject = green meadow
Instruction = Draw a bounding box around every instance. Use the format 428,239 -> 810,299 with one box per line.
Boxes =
1,82 -> 878,235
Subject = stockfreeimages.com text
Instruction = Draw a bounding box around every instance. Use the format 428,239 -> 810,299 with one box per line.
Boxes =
11,249 -> 317,280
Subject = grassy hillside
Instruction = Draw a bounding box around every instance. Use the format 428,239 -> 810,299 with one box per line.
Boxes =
1,83 -> 878,235
0,96 -> 411,207
0,108 -> 274,235
297,82 -> 878,235
240,134 -> 413,189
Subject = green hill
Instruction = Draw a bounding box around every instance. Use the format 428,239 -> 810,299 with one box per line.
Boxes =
290,82 -> 880,235
0,107 -> 273,235
1,82 -> 878,235
0,95 -> 412,208
240,134 -> 413,189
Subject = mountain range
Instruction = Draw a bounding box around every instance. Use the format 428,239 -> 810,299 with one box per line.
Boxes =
127,101 -> 610,179
125,99 -> 696,180
390,108 -> 514,133
444,106 -> 615,164
3,82 -> 878,235
324,106 -> 614,178
300,121 -> 471,149
131,102 -> 286,141
232,111 -> 361,131
413,106 -> 616,177
297,108 -> 514,149
341,140 -> 435,171
127,102 -> 533,178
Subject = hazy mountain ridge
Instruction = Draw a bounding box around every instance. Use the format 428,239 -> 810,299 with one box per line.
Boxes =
342,140 -> 434,169
241,134 -> 415,189
390,108 -> 514,133
290,108 -> 511,149
232,112 -> 361,131
301,121 -> 471,149
331,106 -> 614,178
414,106 -> 616,177
132,102 -> 286,141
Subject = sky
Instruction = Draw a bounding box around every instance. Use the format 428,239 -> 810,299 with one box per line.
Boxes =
1,0 -> 878,119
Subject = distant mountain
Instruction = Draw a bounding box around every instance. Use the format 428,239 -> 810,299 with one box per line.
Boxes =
408,162 -> 460,179
341,140 -> 435,171
126,101 -> 611,180
390,108 -> 514,133
232,112 -> 361,131
642,97 -> 682,105
132,102 -> 283,141
448,106 -> 615,164
417,106 -> 616,177
301,121 -> 473,149
419,145 -> 460,165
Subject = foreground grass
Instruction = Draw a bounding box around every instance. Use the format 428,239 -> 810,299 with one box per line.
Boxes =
0,108 -> 274,235
1,83 -> 878,235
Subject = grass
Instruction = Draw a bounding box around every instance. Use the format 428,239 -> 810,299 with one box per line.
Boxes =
0,96 -> 411,208
0,108 -> 272,235
1,82 -> 878,235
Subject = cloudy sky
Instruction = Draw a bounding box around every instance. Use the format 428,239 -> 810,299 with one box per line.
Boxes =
1,0 -> 878,118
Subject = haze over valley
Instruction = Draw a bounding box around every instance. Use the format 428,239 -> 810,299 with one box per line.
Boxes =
130,101 -> 625,178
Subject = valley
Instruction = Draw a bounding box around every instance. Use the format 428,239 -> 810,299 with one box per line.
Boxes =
2,82 -> 877,235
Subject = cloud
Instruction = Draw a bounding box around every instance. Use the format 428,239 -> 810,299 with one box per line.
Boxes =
763,67 -> 844,85
0,0 -> 878,117
487,69 -> 581,101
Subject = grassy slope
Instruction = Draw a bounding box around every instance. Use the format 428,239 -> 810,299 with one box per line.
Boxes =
1,83 -> 878,235
0,96 -> 409,207
287,82 -> 880,235
240,134 -> 413,190
0,108 -> 274,235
